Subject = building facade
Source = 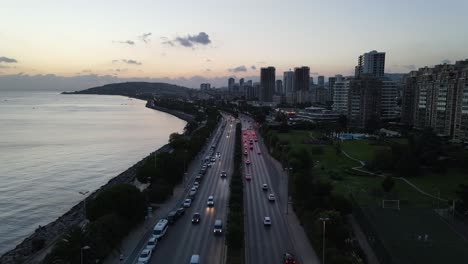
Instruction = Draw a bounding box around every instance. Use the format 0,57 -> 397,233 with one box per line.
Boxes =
401,60 -> 468,142
355,50 -> 386,78
260,66 -> 276,102
347,77 -> 382,128
294,66 -> 310,103
332,80 -> 352,113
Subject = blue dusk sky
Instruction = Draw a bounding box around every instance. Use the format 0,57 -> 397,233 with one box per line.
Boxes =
1,0 -> 467,89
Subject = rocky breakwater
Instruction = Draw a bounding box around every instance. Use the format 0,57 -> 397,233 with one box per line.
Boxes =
0,144 -> 173,264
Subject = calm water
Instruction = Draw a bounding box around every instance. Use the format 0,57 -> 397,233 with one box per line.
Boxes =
0,91 -> 186,255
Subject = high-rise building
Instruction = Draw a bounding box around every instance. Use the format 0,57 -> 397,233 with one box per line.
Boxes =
253,82 -> 261,99
355,50 -> 386,78
276,80 -> 283,94
328,77 -> 336,101
347,77 -> 382,128
381,80 -> 399,120
260,66 -> 276,102
318,76 -> 325,86
246,80 -> 253,86
283,70 -> 295,94
200,83 -> 211,91
228,78 -> 235,92
294,66 -> 310,103
332,80 -> 352,113
401,60 -> 468,142
239,78 -> 245,87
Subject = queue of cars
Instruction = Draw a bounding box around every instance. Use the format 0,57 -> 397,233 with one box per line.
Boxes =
137,120 -> 229,264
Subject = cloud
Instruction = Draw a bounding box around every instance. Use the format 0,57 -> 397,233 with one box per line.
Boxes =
228,65 -> 247,72
441,59 -> 451,64
112,59 -> 119,63
160,52 -> 166,57
122,59 -> 142,65
205,69 -> 211,72
0,65 -> 10,69
138,32 -> 152,43
0,56 -> 18,63
256,61 -> 266,64
206,59 -> 212,62
163,32 -> 212,48
114,40 -> 135,45
250,65 -> 256,70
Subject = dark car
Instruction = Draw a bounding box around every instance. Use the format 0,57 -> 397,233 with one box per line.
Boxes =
282,253 -> 296,264
176,207 -> 185,217
191,213 -> 201,224
167,211 -> 177,224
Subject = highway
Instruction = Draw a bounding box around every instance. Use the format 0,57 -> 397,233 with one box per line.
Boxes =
144,114 -> 236,264
241,115 -> 296,264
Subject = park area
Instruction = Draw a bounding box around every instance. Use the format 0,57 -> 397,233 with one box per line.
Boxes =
272,129 -> 468,264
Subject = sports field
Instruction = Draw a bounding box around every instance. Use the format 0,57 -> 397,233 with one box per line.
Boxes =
361,207 -> 468,264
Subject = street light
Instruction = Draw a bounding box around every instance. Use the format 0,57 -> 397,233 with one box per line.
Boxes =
79,191 -> 89,220
319,217 -> 330,264
284,167 -> 292,215
81,245 -> 90,264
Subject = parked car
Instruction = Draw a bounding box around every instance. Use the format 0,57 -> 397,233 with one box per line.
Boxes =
167,211 -> 177,224
183,198 -> 192,208
138,249 -> 152,264
176,207 -> 185,217
145,237 -> 157,251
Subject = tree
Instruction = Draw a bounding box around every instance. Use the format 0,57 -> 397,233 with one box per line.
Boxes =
372,149 -> 394,171
381,176 -> 395,193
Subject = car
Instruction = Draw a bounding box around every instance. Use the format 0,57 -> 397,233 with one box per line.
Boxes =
244,150 -> 248,156
268,194 -> 276,202
193,182 -> 200,189
145,237 -> 157,251
190,254 -> 200,264
249,145 -> 253,150
176,207 -> 185,217
211,157 -> 216,162
207,195 -> 214,207
245,159 -> 251,165
167,211 -> 177,224
220,171 -> 227,178
192,212 -> 201,224
254,138 -> 258,142
216,152 -> 221,157
262,184 -> 268,190
283,252 -> 297,264
213,219 -> 223,234
183,198 -> 192,208
245,174 -> 252,181
138,249 -> 152,263
207,162 -> 212,167
152,219 -> 169,240
257,150 -> 261,155
263,216 -> 271,226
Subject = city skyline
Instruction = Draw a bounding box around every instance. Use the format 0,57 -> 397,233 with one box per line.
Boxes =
1,0 -> 468,89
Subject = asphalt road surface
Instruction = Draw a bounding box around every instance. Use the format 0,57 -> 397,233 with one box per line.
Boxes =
145,115 -> 236,264
241,115 -> 296,264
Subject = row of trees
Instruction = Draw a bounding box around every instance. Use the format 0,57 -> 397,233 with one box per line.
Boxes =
43,184 -> 146,264
226,123 -> 244,263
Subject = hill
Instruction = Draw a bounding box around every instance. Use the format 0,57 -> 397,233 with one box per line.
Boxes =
63,82 -> 192,99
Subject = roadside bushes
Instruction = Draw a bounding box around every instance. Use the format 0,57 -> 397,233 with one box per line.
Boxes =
226,123 -> 244,263
43,184 -> 146,264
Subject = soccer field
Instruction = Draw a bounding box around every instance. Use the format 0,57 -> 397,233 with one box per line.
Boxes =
362,207 -> 468,264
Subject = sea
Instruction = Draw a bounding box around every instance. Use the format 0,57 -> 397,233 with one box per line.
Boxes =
0,91 -> 186,255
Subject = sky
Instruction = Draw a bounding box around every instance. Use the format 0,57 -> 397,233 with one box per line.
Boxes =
1,0 -> 468,89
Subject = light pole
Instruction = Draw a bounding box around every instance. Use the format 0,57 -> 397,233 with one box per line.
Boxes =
284,167 -> 292,215
319,217 -> 330,264
81,245 -> 90,264
79,191 -> 89,220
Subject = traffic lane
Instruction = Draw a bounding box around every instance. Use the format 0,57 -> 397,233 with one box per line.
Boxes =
243,138 -> 294,263
127,120 -> 226,263
149,119 -> 235,264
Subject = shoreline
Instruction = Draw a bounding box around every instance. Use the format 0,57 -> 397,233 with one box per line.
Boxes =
0,102 -> 191,264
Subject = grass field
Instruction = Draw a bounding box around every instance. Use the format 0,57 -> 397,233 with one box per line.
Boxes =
361,207 -> 468,264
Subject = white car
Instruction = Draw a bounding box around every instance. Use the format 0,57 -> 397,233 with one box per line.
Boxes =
207,195 -> 214,207
268,194 -> 276,202
262,184 -> 268,191
193,182 -> 200,189
183,198 -> 192,208
264,216 -> 271,226
138,249 -> 152,263
145,237 -> 157,250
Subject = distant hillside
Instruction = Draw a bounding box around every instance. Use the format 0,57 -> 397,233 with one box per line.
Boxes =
63,82 -> 192,99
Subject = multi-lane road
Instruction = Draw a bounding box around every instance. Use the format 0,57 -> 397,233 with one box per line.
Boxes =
145,115 -> 237,264
241,115 -> 296,264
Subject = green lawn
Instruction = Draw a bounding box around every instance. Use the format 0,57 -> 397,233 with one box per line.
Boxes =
341,139 -> 390,162
409,169 -> 468,201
